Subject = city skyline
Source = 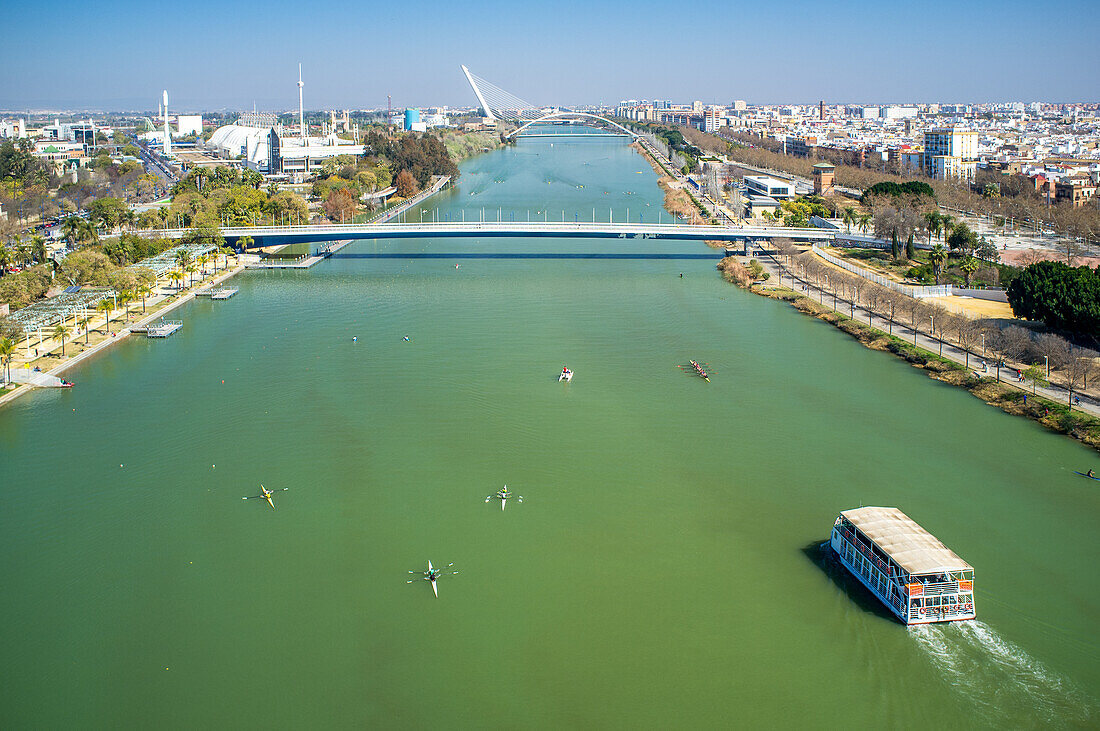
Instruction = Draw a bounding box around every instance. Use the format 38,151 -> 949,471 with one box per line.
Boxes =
1,0 -> 1098,111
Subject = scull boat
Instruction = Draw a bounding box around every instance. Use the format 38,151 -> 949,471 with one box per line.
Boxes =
559,367 -> 573,382
486,485 -> 523,511
408,560 -> 457,597
1074,471 -> 1099,481
242,484 -> 288,509
678,360 -> 711,382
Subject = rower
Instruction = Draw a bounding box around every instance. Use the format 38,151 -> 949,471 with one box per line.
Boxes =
1089,470 -> 1095,478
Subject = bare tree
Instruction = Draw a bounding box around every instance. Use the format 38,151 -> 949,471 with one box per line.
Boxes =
928,304 -> 952,356
903,297 -> 927,344
951,317 -> 981,369
1046,337 -> 1097,406
1000,325 -> 1034,381
881,291 -> 904,335
865,284 -> 888,325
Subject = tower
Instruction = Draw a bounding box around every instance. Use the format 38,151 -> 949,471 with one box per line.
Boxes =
298,64 -> 306,145
819,100 -> 825,120
162,90 -> 171,156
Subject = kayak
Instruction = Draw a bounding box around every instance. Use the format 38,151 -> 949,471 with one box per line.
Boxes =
1074,471 -> 1100,481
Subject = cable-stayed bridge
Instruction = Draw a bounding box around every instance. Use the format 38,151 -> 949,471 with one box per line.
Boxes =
461,65 -> 636,140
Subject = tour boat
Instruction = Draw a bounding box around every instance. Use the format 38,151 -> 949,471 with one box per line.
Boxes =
830,507 -> 975,625
559,368 -> 573,382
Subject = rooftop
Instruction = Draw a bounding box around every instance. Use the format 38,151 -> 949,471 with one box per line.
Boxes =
840,506 -> 971,575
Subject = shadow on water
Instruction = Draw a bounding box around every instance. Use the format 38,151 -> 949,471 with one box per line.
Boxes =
801,539 -> 898,622
331,252 -> 723,260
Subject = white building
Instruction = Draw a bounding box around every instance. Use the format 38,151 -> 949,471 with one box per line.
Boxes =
923,126 -> 978,180
744,175 -> 794,199
207,121 -> 364,178
177,115 -> 203,136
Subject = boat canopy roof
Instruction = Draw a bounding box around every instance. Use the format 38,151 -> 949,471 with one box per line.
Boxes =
840,506 -> 972,575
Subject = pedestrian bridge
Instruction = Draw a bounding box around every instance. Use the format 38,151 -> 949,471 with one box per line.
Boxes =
146,222 -> 837,247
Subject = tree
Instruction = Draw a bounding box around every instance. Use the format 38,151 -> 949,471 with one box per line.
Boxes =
31,235 -> 47,265
1046,338 -> 1097,406
905,233 -> 916,261
394,169 -> 419,198
79,316 -> 91,344
903,297 -> 927,344
86,197 -> 128,232
136,283 -> 152,313
880,291 -> 904,335
947,222 -> 977,257
1023,364 -> 1048,394
323,187 -> 359,222
959,257 -> 979,287
1006,261 -> 1100,340
842,207 -> 856,233
929,244 -> 949,284
950,316 -> 980,368
924,210 -> 942,246
117,291 -> 133,322
0,336 -> 14,383
97,298 -> 114,334
856,213 -> 871,235
890,230 -> 900,261
168,269 -> 184,292
51,322 -> 72,356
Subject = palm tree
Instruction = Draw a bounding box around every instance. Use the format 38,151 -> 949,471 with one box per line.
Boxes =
924,210 -> 941,246
97,299 -> 114,333
857,213 -> 872,235
168,269 -> 184,292
939,214 -> 955,243
31,235 -> 47,265
137,284 -> 152,313
79,316 -> 92,344
930,244 -> 949,284
174,248 -> 193,277
51,323 -> 72,357
0,336 -> 15,384
185,263 -> 196,287
960,256 -> 979,287
197,253 -> 210,278
0,247 -> 11,276
842,207 -> 856,233
118,291 -> 133,322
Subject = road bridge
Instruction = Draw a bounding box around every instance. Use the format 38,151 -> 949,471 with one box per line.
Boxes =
140,222 -> 838,248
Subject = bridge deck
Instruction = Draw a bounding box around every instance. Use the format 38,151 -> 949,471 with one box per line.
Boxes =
140,222 -> 836,246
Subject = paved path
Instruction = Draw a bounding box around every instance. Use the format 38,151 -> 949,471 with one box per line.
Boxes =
751,249 -> 1100,418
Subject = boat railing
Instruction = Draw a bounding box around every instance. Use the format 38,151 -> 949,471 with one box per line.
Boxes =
836,526 -> 895,576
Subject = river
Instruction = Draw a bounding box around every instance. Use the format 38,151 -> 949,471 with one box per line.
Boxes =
0,128 -> 1096,728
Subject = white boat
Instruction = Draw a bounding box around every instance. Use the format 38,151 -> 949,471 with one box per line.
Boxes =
428,560 -> 438,598
558,368 -> 573,382
831,507 -> 975,625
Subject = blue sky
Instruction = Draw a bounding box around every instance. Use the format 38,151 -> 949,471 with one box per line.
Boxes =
2,0 -> 1097,111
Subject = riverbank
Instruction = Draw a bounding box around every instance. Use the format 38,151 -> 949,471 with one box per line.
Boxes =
717,256 -> 1100,451
631,140 -> 710,224
0,263 -> 245,410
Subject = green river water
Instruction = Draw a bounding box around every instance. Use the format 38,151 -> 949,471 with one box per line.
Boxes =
1,130 -> 1097,729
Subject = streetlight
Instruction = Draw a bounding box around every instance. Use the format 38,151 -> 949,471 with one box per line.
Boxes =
1044,354 -> 1049,379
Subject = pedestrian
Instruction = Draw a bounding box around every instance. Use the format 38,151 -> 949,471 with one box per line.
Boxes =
1023,394 -> 1027,406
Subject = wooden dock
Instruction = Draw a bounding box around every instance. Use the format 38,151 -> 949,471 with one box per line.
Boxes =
143,321 -> 183,338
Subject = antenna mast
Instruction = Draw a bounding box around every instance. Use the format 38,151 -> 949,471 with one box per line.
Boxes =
298,63 -> 306,146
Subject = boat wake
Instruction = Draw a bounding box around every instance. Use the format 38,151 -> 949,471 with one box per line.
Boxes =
910,620 -> 1094,725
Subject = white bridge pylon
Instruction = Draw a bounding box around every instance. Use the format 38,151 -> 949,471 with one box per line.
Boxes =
461,65 -> 636,140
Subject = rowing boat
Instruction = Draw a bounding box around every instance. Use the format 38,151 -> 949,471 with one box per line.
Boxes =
428,560 -> 438,597
559,368 -> 573,382
1074,471 -> 1099,481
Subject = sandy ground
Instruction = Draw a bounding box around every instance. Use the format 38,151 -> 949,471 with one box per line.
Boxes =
924,295 -> 1015,320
